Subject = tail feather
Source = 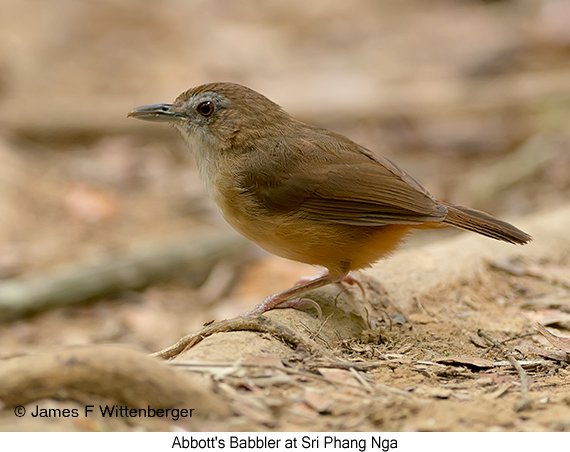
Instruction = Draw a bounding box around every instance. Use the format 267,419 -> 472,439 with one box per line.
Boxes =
441,201 -> 532,245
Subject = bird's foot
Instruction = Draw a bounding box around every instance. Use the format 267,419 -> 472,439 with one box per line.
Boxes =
340,274 -> 367,299
236,269 -> 366,318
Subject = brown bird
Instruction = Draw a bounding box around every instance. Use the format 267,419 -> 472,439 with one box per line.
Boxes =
129,82 -> 531,316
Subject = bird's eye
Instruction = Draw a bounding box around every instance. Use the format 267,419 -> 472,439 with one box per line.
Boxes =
197,101 -> 214,117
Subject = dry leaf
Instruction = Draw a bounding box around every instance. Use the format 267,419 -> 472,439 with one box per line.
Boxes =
518,344 -> 569,362
469,334 -> 490,348
531,320 -> 570,354
231,394 -> 275,425
318,368 -> 359,385
412,387 -> 452,399
521,294 -> 570,312
304,390 -> 333,413
243,355 -> 285,368
437,356 -> 495,369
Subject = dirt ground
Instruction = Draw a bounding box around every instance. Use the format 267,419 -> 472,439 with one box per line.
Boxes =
0,0 -> 569,432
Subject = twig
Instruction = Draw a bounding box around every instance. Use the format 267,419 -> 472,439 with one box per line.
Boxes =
481,332 -> 537,355
478,329 -> 531,411
379,309 -> 393,331
500,332 -> 537,344
170,360 -> 410,399
0,345 -> 228,414
304,361 -> 389,371
152,316 -> 313,360
414,295 -> 440,322
309,314 -> 333,341
0,231 -> 250,319
349,367 -> 375,393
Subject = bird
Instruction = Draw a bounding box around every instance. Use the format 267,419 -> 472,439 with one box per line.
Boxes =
128,82 -> 531,316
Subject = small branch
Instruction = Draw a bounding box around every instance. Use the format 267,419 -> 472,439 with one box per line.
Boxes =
152,316 -> 314,360
478,329 -> 531,411
0,345 -> 229,414
171,360 -> 410,399
0,231 -> 250,319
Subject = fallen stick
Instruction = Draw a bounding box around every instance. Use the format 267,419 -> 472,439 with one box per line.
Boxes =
478,329 -> 531,412
0,344 -> 229,415
0,231 -> 250,319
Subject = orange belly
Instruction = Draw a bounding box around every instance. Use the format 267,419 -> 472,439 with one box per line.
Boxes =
235,218 -> 415,272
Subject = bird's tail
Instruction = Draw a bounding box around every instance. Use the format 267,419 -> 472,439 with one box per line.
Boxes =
440,201 -> 532,245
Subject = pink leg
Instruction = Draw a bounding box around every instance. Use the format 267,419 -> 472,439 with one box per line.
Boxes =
239,269 -> 349,317
294,269 -> 328,286
296,271 -> 365,299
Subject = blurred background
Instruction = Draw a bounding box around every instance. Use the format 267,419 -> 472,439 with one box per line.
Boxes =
0,0 -> 568,354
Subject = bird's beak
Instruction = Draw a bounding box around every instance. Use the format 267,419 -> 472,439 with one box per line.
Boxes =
127,103 -> 185,122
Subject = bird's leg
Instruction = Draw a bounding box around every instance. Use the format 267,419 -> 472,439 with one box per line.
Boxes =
239,269 -> 349,317
296,271 -> 366,299
294,269 -> 328,286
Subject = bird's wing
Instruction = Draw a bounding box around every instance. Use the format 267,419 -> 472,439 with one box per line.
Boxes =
241,136 -> 447,227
